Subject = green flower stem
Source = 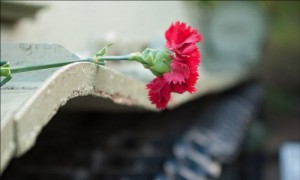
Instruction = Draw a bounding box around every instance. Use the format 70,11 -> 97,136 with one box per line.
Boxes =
96,55 -> 132,61
93,53 -> 147,65
10,59 -> 92,74
5,54 -> 140,75
1,54 -> 143,87
0,75 -> 12,87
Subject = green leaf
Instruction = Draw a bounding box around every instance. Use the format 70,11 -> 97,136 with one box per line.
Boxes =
0,61 -> 9,67
0,75 -> 12,87
95,43 -> 113,57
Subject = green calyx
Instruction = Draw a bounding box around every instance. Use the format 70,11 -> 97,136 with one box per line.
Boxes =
130,48 -> 172,76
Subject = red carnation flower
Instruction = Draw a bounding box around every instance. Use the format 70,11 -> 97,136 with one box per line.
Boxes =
147,21 -> 202,109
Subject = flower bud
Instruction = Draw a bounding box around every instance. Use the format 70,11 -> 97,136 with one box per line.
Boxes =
134,48 -> 172,76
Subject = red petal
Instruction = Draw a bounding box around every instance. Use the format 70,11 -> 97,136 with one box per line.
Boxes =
146,76 -> 171,109
164,61 -> 190,84
171,83 -> 187,94
147,21 -> 202,109
165,21 -> 202,49
186,71 -> 199,93
180,44 -> 198,55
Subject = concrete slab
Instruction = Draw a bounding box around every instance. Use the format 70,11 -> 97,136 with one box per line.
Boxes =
0,43 -> 253,174
0,43 -> 154,173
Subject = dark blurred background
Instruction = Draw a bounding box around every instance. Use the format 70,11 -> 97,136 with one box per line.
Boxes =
258,2 -> 300,179
1,1 -> 299,180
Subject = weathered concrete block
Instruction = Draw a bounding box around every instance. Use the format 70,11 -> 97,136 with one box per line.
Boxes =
0,113 -> 15,174
0,43 -> 155,173
0,43 -> 253,174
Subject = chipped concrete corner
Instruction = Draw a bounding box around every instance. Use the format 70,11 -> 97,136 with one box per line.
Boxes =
0,43 -> 156,173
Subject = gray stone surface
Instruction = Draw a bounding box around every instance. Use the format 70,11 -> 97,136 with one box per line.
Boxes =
0,43 -> 154,173
0,112 -> 14,175
0,43 -> 253,174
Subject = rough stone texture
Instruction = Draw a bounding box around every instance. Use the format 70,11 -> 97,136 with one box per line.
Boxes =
0,43 -> 154,173
0,113 -> 14,174
0,43 -> 253,174
0,82 -> 263,180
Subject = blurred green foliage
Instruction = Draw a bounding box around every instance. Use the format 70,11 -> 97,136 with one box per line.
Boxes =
192,1 -> 300,47
257,1 -> 299,117
258,1 -> 300,47
191,1 -> 299,116
265,86 -> 295,114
